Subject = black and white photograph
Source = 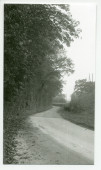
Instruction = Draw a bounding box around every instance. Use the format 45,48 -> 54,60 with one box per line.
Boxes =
1,1 -> 97,166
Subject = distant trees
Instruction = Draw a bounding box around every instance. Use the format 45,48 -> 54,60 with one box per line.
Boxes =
70,79 -> 95,113
4,4 -> 80,114
52,94 -> 67,104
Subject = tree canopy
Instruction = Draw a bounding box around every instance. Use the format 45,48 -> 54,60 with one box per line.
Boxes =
71,79 -> 95,112
4,4 -> 80,112
74,79 -> 95,96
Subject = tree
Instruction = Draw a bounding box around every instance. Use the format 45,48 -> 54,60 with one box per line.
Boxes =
71,79 -> 95,112
53,93 -> 66,104
74,79 -> 95,95
4,4 -> 80,112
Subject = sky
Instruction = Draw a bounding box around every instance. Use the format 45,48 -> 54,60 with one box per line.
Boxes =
63,4 -> 96,100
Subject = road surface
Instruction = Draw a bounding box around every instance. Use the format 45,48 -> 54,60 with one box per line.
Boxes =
14,106 -> 94,164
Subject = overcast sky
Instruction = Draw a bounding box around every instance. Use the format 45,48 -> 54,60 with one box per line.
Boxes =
63,4 -> 96,100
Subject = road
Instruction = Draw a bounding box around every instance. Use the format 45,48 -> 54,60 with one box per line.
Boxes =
14,106 -> 94,165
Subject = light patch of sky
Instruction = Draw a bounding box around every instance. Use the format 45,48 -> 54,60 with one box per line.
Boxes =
62,4 -> 96,100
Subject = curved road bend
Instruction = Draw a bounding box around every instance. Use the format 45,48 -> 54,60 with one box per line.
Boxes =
14,106 -> 94,165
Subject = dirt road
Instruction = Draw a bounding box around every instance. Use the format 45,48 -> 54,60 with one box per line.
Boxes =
14,106 -> 94,164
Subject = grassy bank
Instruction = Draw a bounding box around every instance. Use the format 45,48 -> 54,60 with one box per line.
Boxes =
3,104 -> 52,164
58,107 -> 94,130
3,110 -> 27,164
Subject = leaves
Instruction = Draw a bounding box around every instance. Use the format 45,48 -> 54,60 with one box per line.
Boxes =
4,5 -> 81,163
71,79 -> 95,112
4,4 -> 80,108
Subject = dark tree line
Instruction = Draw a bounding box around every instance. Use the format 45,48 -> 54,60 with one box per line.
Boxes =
4,4 -> 80,114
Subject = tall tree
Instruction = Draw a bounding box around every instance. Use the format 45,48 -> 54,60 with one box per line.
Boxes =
4,4 -> 80,111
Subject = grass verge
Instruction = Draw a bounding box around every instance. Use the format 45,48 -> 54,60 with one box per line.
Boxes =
3,105 -> 52,164
58,107 -> 94,130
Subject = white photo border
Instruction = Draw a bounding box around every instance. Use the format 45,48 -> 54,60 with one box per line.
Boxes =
0,0 -> 101,170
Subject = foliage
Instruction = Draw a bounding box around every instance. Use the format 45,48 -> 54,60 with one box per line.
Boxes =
4,4 -> 81,163
4,4 -> 80,112
70,79 -> 95,113
60,80 -> 95,130
52,93 -> 67,104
